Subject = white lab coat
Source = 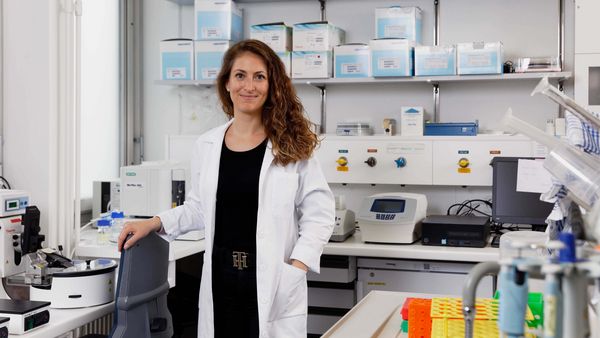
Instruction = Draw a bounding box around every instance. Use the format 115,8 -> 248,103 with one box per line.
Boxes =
158,120 -> 335,338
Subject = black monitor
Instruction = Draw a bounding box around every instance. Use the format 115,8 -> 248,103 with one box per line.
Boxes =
490,157 -> 554,226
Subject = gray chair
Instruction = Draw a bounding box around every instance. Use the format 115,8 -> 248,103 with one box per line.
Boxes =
109,232 -> 173,338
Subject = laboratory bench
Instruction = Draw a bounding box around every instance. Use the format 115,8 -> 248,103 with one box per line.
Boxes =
323,230 -> 499,263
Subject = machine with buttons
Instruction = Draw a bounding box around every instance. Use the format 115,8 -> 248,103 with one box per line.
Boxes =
317,136 -> 433,185
0,190 -> 34,279
316,135 -> 534,186
357,193 -> 427,244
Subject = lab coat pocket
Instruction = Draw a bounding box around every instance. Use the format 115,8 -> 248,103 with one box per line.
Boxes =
271,172 -> 299,219
268,262 -> 307,322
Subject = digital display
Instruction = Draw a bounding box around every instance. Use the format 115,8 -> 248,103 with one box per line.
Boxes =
370,199 -> 406,213
8,201 -> 17,208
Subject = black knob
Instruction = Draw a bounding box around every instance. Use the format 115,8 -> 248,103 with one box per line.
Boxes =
364,157 -> 377,167
12,242 -> 18,247
12,235 -> 18,240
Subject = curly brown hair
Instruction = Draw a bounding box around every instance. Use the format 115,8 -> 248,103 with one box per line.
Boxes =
216,39 -> 319,166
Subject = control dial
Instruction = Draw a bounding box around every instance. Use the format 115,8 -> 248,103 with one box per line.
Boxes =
394,157 -> 407,168
458,157 -> 470,168
336,156 -> 348,167
364,157 -> 377,167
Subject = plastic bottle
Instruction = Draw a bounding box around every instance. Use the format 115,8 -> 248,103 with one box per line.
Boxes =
97,218 -> 112,245
110,211 -> 125,243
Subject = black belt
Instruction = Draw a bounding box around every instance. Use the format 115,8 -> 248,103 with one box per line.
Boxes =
213,246 -> 256,271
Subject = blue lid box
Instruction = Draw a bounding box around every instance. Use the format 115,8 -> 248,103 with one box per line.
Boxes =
375,6 -> 422,44
415,45 -> 456,76
195,0 -> 243,41
370,39 -> 414,77
293,21 -> 345,52
457,42 -> 503,75
195,41 -> 232,80
160,39 -> 194,80
334,44 -> 371,78
250,22 -> 292,52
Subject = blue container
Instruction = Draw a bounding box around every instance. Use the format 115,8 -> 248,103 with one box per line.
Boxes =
424,122 -> 478,136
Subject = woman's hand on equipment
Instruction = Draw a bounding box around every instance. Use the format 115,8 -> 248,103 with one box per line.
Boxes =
117,216 -> 162,252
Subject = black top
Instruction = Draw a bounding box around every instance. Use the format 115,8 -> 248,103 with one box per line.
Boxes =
0,300 -> 50,314
213,138 -> 267,251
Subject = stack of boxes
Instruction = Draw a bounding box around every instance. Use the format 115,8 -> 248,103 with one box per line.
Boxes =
250,22 -> 292,76
160,0 -> 242,81
293,21 -> 345,78
369,7 -> 421,77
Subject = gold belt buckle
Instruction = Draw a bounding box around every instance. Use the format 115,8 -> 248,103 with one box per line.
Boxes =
232,251 -> 249,270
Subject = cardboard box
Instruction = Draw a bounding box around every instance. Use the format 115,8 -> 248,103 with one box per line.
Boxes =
194,41 -> 232,80
375,6 -> 422,44
293,21 -> 345,52
195,0 -> 243,41
456,42 -> 503,75
401,106 -> 424,136
160,39 -> 194,80
415,45 -> 456,76
292,51 -> 332,78
250,22 -> 292,52
370,39 -> 414,77
334,44 -> 371,78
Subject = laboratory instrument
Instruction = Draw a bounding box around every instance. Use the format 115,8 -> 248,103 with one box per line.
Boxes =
357,193 -> 427,244
421,215 -> 490,248
29,255 -> 117,309
330,195 -> 355,242
0,299 -> 49,335
335,122 -> 373,136
92,179 -> 120,219
120,161 -> 188,218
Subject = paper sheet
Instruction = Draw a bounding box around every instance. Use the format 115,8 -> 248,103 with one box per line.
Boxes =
516,159 -> 553,193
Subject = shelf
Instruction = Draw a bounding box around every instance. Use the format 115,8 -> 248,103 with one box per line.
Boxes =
166,0 -> 299,5
156,71 -> 571,87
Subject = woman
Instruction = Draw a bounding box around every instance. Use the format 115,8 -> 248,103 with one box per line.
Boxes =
118,39 -> 335,338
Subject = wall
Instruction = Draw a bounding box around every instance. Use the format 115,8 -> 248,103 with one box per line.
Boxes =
142,0 -> 575,215
2,0 -> 59,236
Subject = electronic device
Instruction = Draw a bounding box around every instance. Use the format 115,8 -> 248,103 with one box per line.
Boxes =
490,157 -> 554,226
0,299 -> 50,334
29,257 -> 117,309
0,190 -> 29,217
330,209 -> 355,242
92,179 -> 120,219
421,215 -> 491,248
120,162 -> 189,218
357,193 -> 427,244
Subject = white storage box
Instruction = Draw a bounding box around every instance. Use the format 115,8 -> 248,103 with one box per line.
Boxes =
160,39 -> 194,80
415,45 -> 456,76
375,6 -> 422,44
457,42 -> 503,75
194,41 -> 232,80
400,106 -> 424,136
334,44 -> 371,78
277,51 -> 292,77
250,22 -> 292,52
194,0 -> 242,41
292,51 -> 332,78
369,39 -> 414,77
293,21 -> 345,52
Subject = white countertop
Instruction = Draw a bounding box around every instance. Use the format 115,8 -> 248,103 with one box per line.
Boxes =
323,231 -> 500,262
77,228 -> 498,263
76,227 -> 205,261
10,302 -> 113,338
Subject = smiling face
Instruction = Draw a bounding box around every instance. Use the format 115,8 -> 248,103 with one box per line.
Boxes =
225,52 -> 269,118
